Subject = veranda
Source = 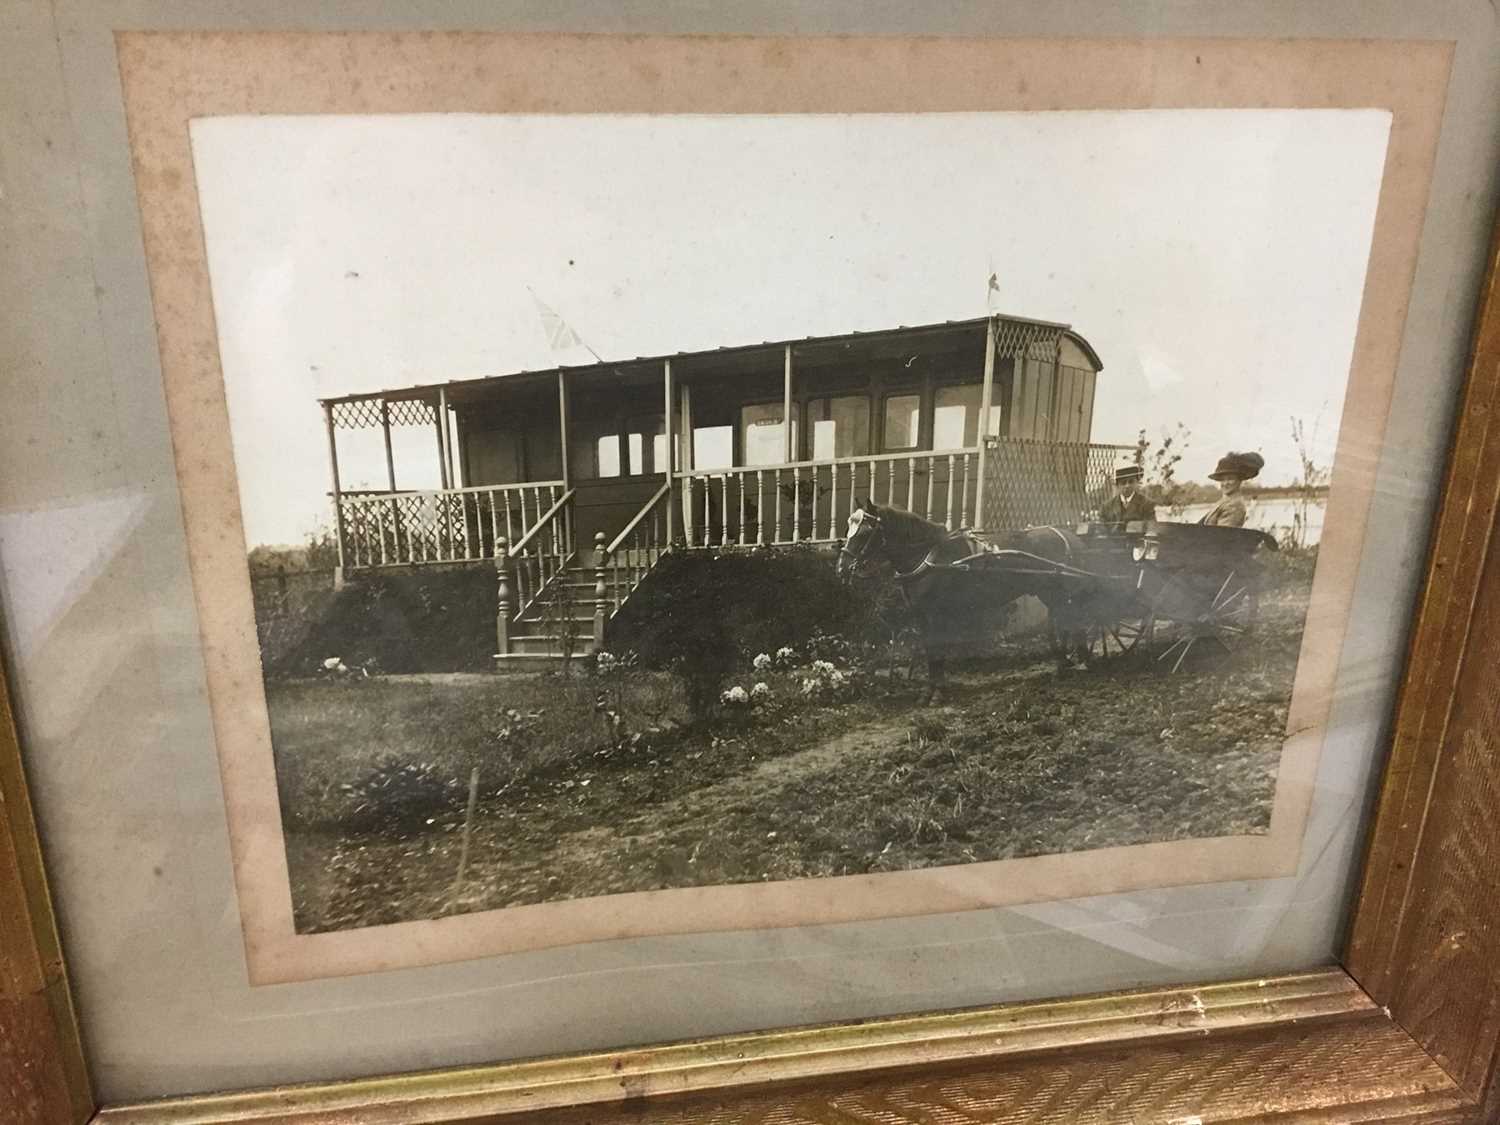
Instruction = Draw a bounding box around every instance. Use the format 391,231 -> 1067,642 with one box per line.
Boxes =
318,314 -> 1126,661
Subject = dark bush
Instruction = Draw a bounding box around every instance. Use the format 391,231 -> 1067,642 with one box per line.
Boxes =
340,759 -> 468,836
608,547 -> 892,718
269,566 -> 498,676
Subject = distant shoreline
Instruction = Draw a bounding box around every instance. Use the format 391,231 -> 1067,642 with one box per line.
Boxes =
1245,484 -> 1330,499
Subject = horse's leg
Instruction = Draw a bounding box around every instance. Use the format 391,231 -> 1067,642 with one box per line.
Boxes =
1051,598 -> 1087,671
919,604 -> 945,705
1047,599 -> 1072,671
922,623 -> 944,704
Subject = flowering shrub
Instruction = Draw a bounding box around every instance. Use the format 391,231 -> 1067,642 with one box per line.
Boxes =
319,654 -> 370,678
720,685 -> 750,706
751,681 -> 772,701
752,652 -> 772,672
805,631 -> 855,664
799,659 -> 854,700
775,646 -> 797,667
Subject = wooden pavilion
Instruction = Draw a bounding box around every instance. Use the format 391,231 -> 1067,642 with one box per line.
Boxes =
319,314 -> 1123,663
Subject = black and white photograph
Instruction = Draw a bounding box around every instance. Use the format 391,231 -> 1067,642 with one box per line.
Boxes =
191,109 -> 1388,938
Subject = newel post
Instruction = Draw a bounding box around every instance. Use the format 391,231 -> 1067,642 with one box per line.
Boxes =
494,538 -> 512,658
593,531 -> 609,649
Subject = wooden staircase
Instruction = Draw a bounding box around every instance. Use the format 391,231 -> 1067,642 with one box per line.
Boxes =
501,557 -> 605,663
494,483 -> 672,670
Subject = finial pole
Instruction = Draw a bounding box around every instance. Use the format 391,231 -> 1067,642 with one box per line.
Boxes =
494,538 -> 511,658
593,531 -> 609,649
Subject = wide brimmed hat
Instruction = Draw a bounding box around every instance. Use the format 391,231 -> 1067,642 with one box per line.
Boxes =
1208,451 -> 1265,481
1114,464 -> 1145,484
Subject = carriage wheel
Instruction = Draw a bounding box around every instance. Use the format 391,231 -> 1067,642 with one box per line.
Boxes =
1084,613 -> 1155,663
1156,568 -> 1259,674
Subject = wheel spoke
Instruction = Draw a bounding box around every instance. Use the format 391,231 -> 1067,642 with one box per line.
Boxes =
1170,637 -> 1195,674
1209,571 -> 1236,611
1214,585 -> 1248,613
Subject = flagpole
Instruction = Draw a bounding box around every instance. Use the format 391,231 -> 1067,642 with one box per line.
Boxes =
528,286 -> 604,363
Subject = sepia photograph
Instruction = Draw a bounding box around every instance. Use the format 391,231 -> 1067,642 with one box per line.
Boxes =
190,109 -> 1388,938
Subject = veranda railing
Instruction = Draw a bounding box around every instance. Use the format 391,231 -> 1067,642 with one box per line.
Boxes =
500,488 -> 576,622
675,439 -> 1129,548
678,449 -> 981,548
598,481 -> 673,618
336,481 -> 565,568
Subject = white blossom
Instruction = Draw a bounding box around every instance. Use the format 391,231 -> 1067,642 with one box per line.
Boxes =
721,685 -> 750,705
752,653 -> 772,671
751,681 -> 772,699
322,656 -> 341,670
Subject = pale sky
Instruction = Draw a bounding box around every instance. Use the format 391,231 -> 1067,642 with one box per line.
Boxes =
190,110 -> 1390,548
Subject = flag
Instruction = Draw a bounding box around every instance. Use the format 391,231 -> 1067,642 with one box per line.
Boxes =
986,271 -> 1001,313
531,291 -> 587,352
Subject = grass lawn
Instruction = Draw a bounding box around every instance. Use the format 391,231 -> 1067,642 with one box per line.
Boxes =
271,570 -> 1309,933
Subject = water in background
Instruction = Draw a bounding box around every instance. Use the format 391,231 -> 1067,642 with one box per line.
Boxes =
1171,496 -> 1325,546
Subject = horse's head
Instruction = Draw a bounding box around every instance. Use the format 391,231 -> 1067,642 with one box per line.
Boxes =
837,500 -> 883,581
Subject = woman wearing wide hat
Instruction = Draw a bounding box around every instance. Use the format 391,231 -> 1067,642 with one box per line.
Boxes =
1199,451 -> 1264,528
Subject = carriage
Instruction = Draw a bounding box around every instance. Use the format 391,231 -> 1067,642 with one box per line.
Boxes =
957,518 -> 1280,672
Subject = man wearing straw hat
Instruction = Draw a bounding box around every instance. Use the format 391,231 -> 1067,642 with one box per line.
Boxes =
1199,451 -> 1265,528
1099,462 -> 1156,525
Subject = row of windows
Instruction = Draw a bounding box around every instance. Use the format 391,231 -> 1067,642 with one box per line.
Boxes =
570,385 -> 1001,479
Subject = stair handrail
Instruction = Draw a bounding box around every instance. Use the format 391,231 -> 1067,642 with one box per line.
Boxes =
602,482 -> 673,618
604,481 -> 672,558
507,488 -> 576,621
509,488 -> 574,556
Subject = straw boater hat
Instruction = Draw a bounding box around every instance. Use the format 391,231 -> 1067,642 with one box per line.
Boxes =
1114,460 -> 1144,485
1208,451 -> 1265,482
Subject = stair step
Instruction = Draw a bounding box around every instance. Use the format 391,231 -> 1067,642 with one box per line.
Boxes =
507,634 -> 598,656
493,651 -> 596,673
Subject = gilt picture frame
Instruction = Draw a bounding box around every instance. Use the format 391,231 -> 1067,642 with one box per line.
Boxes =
3,8 -> 1500,1124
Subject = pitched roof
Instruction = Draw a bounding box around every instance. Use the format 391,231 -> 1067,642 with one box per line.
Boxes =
319,314 -> 1103,406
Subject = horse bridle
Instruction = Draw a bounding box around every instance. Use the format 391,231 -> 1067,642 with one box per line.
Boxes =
838,510 -> 882,574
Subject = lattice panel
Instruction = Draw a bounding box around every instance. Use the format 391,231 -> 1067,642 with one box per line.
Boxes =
388,397 -> 437,427
330,396 -> 437,430
338,484 -> 563,568
982,440 -> 1127,531
993,319 -> 1064,360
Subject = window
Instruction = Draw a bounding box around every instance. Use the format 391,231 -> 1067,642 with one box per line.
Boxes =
595,434 -> 621,478
567,428 -> 623,480
882,393 -> 921,451
693,425 -> 734,470
933,383 -> 995,450
624,414 -> 666,475
809,395 -> 870,460
739,403 -> 798,466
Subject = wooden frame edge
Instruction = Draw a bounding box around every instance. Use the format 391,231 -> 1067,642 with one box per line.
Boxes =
1345,199 -> 1500,1107
0,645 -> 94,1125
88,968 -> 1464,1124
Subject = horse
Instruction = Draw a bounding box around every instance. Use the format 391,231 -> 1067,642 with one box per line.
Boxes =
836,500 -> 1088,700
